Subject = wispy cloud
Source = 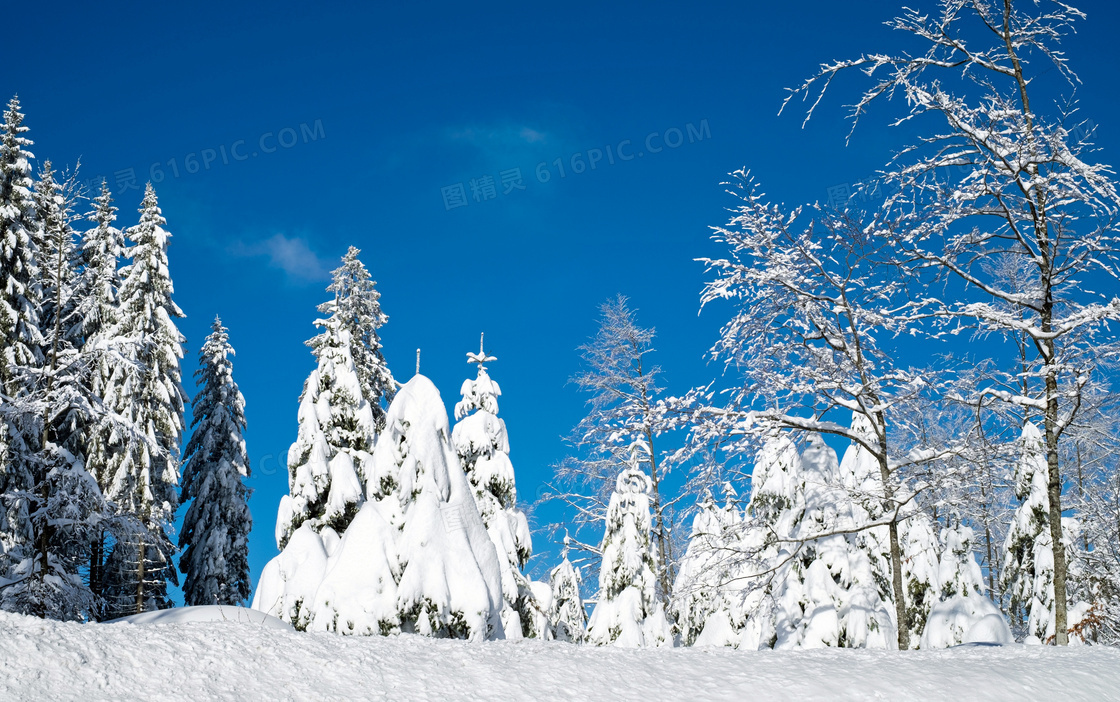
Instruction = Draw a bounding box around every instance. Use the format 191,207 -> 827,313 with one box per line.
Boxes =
445,124 -> 551,149
229,233 -> 330,283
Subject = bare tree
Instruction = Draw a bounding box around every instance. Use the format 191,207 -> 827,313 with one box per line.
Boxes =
691,174 -> 961,649
548,295 -> 683,606
786,0 -> 1120,645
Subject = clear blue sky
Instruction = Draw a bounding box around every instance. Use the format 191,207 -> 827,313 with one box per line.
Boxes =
7,0 -> 1120,598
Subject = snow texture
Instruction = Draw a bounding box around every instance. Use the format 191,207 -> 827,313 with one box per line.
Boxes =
109,605 -> 292,630
2,609 -> 1119,701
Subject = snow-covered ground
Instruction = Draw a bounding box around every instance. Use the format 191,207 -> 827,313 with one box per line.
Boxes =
2,610 -> 1118,701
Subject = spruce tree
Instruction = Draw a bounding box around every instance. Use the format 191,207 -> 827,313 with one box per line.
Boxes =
672,486 -> 743,646
320,246 -> 395,427
1002,422 -> 1084,642
0,95 -> 42,598
450,335 -> 538,637
100,183 -> 186,616
2,158 -> 109,621
587,451 -> 670,647
179,317 -> 252,606
277,316 -> 376,548
73,181 -> 123,602
0,96 -> 43,389
548,535 -> 587,643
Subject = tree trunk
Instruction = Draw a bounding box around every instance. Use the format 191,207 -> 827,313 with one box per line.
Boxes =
135,536 -> 146,616
644,426 -> 673,607
1043,369 -> 1069,645
875,452 -> 909,650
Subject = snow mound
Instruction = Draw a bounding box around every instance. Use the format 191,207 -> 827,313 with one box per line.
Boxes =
110,605 -> 292,630
920,594 -> 1012,648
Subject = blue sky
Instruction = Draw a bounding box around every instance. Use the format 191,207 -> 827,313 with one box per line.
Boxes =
7,0 -> 1120,597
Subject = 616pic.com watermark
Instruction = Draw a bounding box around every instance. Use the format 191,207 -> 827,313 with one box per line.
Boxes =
80,119 -> 326,195
440,119 -> 711,211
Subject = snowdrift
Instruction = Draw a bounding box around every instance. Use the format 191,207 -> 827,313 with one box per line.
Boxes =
3,610 -> 1119,701
108,605 -> 292,630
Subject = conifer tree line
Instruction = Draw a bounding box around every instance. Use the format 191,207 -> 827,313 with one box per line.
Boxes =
0,96 -> 251,620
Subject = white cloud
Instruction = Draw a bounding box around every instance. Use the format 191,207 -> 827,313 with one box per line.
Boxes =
229,233 -> 330,283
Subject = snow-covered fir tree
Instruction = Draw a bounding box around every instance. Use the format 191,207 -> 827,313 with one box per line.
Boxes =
178,317 -> 252,606
749,431 -> 897,650
587,451 -> 671,647
900,512 -> 940,646
276,315 -> 376,549
450,334 -> 538,638
72,180 -> 124,604
0,95 -> 42,606
1001,422 -> 1087,643
320,246 -> 395,428
2,157 -> 111,621
372,375 -> 503,638
919,520 -> 1009,649
255,375 -> 504,640
671,486 -> 743,646
0,95 -> 42,391
99,183 -> 186,616
548,535 -> 586,643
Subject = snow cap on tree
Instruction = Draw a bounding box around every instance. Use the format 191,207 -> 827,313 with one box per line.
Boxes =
451,334 -> 538,637
319,246 -> 395,428
373,374 -> 504,639
278,318 -> 377,548
587,449 -> 671,647
548,535 -> 587,643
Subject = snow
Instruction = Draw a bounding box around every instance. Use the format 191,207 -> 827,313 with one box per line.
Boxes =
108,605 -> 292,630
2,610 -> 1119,700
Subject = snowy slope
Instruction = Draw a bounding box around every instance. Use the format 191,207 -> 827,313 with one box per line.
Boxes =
2,611 -> 1119,701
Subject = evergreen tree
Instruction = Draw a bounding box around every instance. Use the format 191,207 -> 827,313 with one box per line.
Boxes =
179,317 -> 252,606
320,246 -> 395,427
73,181 -> 123,603
748,432 -> 897,649
100,183 -> 185,616
0,95 -> 42,602
671,486 -> 742,646
1001,422 -> 1053,632
0,95 -> 43,390
450,334 -> 538,638
900,512 -> 940,646
587,451 -> 671,647
3,159 -> 109,621
548,535 -> 587,643
373,375 -> 504,639
276,315 -> 376,548
73,181 -> 123,348
1001,422 -> 1085,642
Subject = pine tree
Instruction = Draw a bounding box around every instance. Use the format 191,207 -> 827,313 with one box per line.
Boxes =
548,535 -> 587,643
99,183 -> 185,616
179,317 -> 252,606
373,375 -> 504,639
2,159 -> 110,621
73,181 -> 123,603
748,431 -> 897,650
320,246 -> 395,427
0,95 -> 42,602
1001,422 -> 1085,642
587,451 -> 671,647
0,95 -> 43,391
672,486 -> 743,646
451,334 -> 538,637
276,315 -> 376,548
900,512 -> 940,646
